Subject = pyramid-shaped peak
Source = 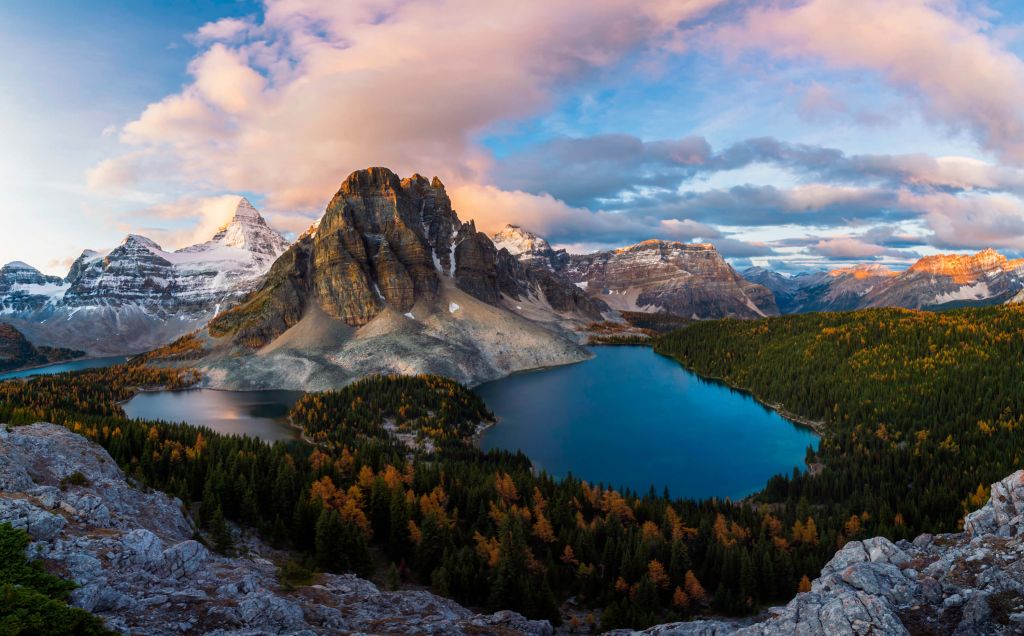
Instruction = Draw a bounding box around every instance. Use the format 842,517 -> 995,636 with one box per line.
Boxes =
233,197 -> 262,220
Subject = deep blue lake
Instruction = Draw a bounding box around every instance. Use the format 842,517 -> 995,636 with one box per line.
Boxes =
475,346 -> 818,500
0,356 -> 128,380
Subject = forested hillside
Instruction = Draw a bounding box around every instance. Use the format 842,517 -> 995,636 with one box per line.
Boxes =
656,306 -> 1024,536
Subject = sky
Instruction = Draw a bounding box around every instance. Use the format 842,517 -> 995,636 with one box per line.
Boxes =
6,0 -> 1024,274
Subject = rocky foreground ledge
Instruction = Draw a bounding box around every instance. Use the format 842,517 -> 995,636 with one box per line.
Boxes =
2,423 -> 1024,635
0,423 -> 551,635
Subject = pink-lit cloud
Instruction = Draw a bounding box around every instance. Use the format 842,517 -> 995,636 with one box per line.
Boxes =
715,0 -> 1024,164
94,0 -> 724,215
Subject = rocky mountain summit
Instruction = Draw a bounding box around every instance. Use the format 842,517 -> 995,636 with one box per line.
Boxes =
0,261 -> 66,314
621,470 -> 1024,636
1,198 -> 289,355
192,168 -> 605,390
0,422 -> 553,635
493,226 -> 777,319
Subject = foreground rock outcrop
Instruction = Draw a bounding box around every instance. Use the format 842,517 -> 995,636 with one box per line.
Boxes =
0,423 -> 552,635
624,471 -> 1024,636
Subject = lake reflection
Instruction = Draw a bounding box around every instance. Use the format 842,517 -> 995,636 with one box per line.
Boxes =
123,389 -> 305,443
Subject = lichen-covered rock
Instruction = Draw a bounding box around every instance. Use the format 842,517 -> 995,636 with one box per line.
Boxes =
1,423 -> 551,635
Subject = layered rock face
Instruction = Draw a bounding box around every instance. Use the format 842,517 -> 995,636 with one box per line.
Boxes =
625,470 -> 1024,636
565,240 -> 777,318
2,198 -> 289,355
198,169 -> 601,390
863,248 -> 1024,309
0,423 -> 552,635
492,226 -> 776,319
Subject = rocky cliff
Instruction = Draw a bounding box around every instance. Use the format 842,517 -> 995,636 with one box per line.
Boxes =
2,198 -> 289,355
196,168 -> 603,390
622,470 -> 1024,635
0,422 -> 552,635
491,226 -> 776,319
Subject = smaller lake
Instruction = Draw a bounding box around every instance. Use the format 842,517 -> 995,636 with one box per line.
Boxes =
476,346 -> 818,501
0,356 -> 129,380
123,389 -> 305,443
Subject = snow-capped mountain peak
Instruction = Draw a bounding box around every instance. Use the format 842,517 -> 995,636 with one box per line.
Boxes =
193,197 -> 290,265
491,224 -> 552,257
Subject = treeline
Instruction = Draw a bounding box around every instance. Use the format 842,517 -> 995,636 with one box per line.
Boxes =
0,367 -> 834,630
656,306 -> 1024,536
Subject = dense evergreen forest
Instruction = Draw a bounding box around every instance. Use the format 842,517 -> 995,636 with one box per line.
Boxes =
3,305 -> 1020,630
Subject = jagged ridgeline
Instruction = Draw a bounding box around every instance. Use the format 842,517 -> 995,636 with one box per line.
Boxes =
208,168 -> 604,349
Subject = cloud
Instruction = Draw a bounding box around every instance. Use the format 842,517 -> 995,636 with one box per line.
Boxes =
126,194 -> 246,250
449,184 -> 774,255
899,191 -> 1024,250
807,237 -> 914,260
96,0 -> 724,212
492,133 -> 1024,211
714,0 -> 1024,164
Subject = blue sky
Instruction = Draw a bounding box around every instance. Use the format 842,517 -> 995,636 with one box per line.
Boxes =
5,0 -> 1024,274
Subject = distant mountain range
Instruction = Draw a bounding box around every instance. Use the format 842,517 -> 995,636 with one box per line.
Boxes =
0,198 -> 288,355
744,248 -> 1024,313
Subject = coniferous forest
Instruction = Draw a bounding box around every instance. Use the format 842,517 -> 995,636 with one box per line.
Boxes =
3,305 -> 1024,630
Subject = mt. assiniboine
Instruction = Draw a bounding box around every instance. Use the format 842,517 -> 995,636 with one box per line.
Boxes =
0,197 -> 289,355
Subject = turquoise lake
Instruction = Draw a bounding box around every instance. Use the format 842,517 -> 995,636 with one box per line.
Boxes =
117,345 -> 817,500
475,346 -> 818,500
0,356 -> 129,380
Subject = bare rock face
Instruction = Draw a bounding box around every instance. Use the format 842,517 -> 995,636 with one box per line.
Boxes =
565,241 -> 778,319
745,265 -> 898,314
0,423 -> 554,635
624,470 -> 1024,636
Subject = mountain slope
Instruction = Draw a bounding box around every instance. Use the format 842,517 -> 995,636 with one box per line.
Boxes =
492,225 -> 777,319
194,168 -> 602,389
0,322 -> 83,372
2,198 -> 288,355
745,264 -> 897,313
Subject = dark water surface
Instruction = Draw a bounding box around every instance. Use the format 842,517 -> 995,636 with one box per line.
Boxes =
0,356 -> 128,380
123,389 -> 305,443
475,346 -> 818,500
